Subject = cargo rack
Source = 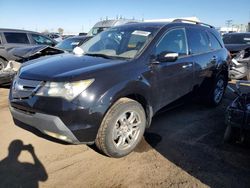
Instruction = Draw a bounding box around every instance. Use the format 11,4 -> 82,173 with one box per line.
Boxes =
172,19 -> 214,28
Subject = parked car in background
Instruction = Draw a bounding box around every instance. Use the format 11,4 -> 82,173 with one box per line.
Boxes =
55,36 -> 91,52
46,33 -> 63,42
0,28 -> 57,70
9,20 -> 229,158
223,32 -> 250,80
87,19 -> 139,37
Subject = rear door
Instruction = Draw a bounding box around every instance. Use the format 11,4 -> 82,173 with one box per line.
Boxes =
152,27 -> 194,109
2,32 -> 31,60
186,27 -> 215,87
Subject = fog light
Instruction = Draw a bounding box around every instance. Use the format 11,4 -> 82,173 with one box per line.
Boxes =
44,130 -> 72,143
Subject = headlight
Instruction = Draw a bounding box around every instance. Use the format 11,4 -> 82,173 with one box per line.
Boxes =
36,79 -> 94,101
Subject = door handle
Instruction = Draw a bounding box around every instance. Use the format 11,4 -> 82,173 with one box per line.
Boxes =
182,63 -> 193,69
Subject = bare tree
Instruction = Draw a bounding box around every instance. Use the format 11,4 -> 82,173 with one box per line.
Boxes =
42,29 -> 49,34
57,28 -> 64,35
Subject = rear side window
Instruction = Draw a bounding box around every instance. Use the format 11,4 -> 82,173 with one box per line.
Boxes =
156,28 -> 188,56
4,32 -> 29,44
207,32 -> 222,50
187,28 -> 210,54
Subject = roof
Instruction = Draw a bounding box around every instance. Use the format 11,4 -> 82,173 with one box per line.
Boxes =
0,28 -> 40,34
93,19 -> 139,28
113,22 -> 169,29
114,21 -> 215,30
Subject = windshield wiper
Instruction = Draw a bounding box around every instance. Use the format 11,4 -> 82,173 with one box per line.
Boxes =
84,53 -> 113,59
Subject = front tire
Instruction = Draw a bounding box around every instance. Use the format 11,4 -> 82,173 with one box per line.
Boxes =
95,98 -> 146,158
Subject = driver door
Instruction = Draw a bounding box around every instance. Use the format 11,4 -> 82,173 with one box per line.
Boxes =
153,28 -> 194,109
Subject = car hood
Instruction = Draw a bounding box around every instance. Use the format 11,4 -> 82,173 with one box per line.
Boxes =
225,44 -> 250,52
19,53 -> 126,81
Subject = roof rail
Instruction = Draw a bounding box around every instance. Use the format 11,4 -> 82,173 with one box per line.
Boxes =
172,19 -> 214,28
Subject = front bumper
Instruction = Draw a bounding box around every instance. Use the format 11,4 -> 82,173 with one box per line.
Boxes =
10,105 -> 83,144
0,70 -> 16,85
9,95 -> 104,144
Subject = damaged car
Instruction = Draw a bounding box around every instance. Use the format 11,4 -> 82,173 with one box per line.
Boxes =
223,32 -> 250,80
0,45 -> 64,85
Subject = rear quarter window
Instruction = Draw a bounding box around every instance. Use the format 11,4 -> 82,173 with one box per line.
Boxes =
4,32 -> 30,44
207,32 -> 222,50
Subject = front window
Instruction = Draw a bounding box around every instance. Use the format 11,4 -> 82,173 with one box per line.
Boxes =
223,34 -> 250,44
156,28 -> 188,56
81,26 -> 159,59
31,34 -> 54,46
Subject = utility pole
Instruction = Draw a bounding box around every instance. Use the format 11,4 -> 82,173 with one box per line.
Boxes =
225,20 -> 233,28
225,20 -> 233,33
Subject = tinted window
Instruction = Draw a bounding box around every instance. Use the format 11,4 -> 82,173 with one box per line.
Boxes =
223,34 -> 250,44
208,32 -> 222,50
156,28 -> 187,56
4,32 -> 29,44
31,34 -> 54,45
187,28 -> 210,54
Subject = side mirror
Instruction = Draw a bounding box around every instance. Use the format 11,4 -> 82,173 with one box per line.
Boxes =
157,52 -> 179,62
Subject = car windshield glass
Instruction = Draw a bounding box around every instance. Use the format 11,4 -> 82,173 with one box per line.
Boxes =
56,38 -> 83,52
81,26 -> 159,59
223,34 -> 250,44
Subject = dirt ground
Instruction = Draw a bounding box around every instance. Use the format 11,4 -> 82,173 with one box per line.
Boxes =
0,84 -> 250,188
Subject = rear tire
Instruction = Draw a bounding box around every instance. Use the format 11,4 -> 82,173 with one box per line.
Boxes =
206,75 -> 227,107
95,98 -> 146,158
224,125 -> 240,143
224,125 -> 233,143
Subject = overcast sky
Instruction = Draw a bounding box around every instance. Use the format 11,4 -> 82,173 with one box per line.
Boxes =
0,0 -> 249,34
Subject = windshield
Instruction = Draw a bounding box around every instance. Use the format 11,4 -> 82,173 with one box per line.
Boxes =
81,26 -> 159,59
223,34 -> 250,45
56,38 -> 84,52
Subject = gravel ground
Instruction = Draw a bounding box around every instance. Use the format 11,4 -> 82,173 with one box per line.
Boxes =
0,84 -> 250,188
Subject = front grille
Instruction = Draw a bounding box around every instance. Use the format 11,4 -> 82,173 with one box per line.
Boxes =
12,78 -> 42,99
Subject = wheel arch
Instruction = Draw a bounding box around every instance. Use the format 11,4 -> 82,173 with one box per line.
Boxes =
96,80 -> 154,129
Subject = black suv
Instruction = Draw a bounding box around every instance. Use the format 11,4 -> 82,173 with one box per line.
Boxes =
9,20 -> 229,157
0,28 -> 57,70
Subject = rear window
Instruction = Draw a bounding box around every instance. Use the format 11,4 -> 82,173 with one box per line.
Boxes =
4,32 -> 29,44
187,27 -> 210,54
223,34 -> 250,44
